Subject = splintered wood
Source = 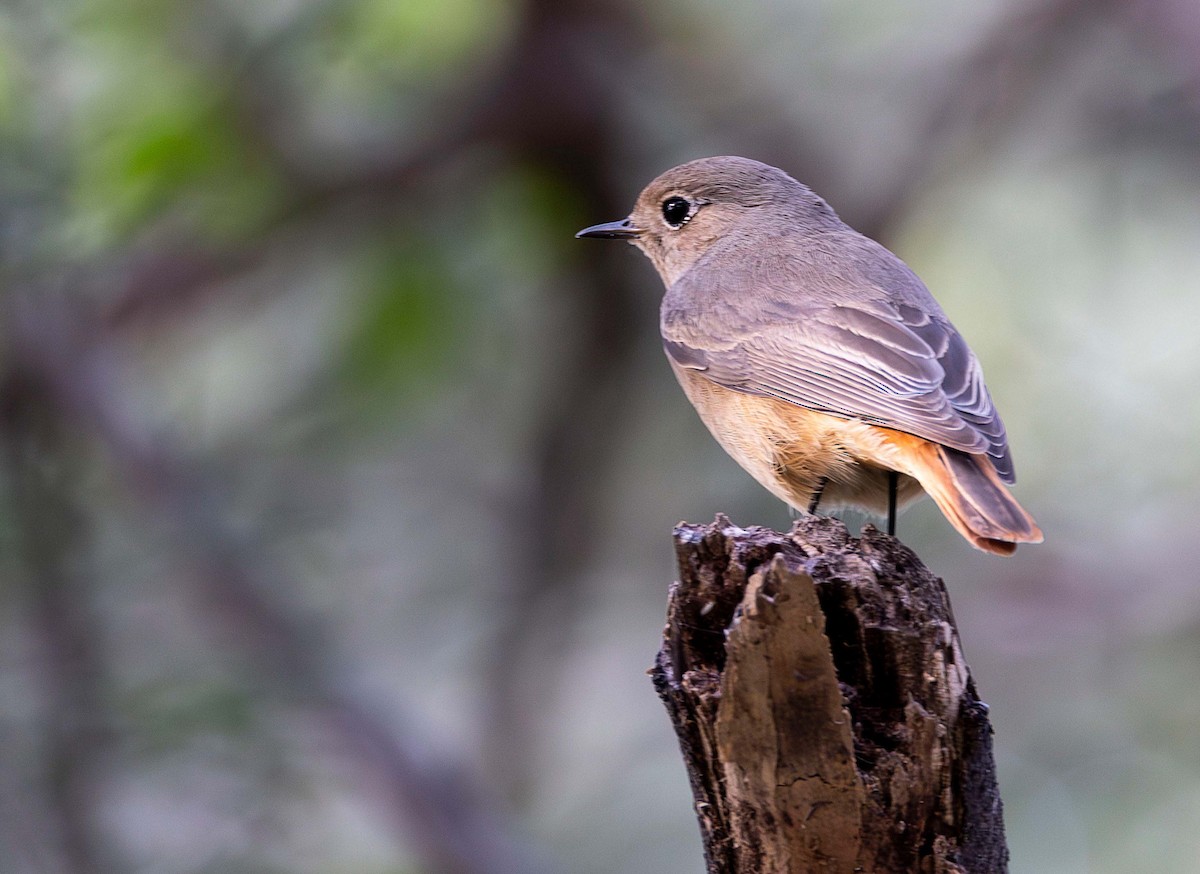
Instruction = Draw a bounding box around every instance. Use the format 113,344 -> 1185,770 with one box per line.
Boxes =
652,515 -> 1007,874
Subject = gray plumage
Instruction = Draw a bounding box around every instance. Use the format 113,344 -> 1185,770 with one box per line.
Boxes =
652,157 -> 1015,483
576,155 -> 1040,554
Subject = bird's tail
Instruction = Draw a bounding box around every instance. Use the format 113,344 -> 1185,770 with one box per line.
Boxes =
908,443 -> 1043,556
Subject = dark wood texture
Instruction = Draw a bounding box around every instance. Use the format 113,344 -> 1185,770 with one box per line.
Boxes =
652,515 -> 1007,873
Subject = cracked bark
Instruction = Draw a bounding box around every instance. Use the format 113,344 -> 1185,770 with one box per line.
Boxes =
652,515 -> 1007,873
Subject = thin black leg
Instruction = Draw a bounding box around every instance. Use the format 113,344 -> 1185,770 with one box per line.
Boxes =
807,477 -> 828,515
887,470 -> 898,536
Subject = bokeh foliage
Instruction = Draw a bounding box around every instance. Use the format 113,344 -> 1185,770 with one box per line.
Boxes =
3,0 -> 1200,872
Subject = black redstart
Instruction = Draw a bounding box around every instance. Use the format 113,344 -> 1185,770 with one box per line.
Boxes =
577,156 -> 1041,555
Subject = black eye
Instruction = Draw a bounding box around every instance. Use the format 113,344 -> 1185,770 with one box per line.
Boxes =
661,196 -> 692,228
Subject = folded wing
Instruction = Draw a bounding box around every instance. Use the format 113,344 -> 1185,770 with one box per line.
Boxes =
663,297 -> 1015,483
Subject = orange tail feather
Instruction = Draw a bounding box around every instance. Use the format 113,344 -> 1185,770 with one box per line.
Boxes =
903,442 -> 1043,556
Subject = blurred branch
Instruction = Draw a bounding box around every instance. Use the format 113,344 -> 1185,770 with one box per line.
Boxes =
463,0 -> 656,804
104,0 -> 642,329
102,124 -> 472,329
37,0 -> 659,823
5,294 -> 552,874
1108,0 -> 1200,156
854,0 -> 1109,239
1,363 -> 114,874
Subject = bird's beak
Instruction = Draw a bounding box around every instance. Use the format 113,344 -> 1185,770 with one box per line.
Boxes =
575,218 -> 642,240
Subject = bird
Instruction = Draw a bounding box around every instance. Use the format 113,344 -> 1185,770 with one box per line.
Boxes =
576,156 -> 1042,555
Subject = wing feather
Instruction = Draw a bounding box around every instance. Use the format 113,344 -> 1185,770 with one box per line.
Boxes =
663,286 -> 1016,482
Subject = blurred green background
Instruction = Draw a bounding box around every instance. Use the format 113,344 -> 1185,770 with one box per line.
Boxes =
3,0 -> 1200,871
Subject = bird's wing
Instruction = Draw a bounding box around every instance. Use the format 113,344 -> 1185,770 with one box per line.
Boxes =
663,296 -> 1015,482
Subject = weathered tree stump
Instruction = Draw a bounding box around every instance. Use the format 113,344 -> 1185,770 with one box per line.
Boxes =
652,514 -> 1006,873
